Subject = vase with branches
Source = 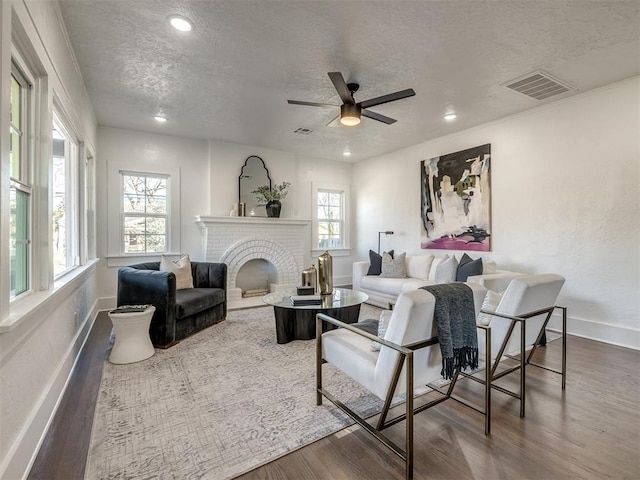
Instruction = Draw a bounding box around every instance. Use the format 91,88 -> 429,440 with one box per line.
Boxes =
252,182 -> 291,218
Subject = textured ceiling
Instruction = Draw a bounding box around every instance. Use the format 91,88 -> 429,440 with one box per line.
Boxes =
58,0 -> 640,162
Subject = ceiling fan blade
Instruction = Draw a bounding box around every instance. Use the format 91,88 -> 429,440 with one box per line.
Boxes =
362,109 -> 397,124
359,88 -> 416,109
328,72 -> 354,104
288,100 -> 337,108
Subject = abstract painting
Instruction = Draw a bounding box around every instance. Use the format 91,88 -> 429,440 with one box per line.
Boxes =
420,144 -> 491,251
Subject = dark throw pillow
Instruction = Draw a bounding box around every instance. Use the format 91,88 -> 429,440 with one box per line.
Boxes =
456,253 -> 483,282
367,249 -> 394,276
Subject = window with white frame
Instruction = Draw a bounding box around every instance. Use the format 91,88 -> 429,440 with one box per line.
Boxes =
9,61 -> 32,298
52,113 -> 80,278
313,183 -> 349,251
121,172 -> 169,254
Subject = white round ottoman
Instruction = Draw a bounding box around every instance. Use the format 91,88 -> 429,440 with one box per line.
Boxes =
108,305 -> 156,364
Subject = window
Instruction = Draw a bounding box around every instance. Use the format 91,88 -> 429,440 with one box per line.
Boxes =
107,163 -> 179,263
9,62 -> 31,298
317,189 -> 344,248
121,172 -> 168,253
52,113 -> 79,277
313,183 -> 349,253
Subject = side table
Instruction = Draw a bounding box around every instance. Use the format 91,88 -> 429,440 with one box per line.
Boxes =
108,305 -> 156,364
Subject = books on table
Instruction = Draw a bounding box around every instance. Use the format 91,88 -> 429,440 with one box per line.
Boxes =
290,295 -> 322,306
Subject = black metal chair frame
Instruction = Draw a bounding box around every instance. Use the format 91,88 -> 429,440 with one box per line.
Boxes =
316,313 -> 493,480
460,305 -> 567,418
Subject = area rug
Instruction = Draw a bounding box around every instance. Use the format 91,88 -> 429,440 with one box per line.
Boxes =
85,304 -> 392,479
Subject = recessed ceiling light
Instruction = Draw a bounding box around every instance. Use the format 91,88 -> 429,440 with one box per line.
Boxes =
444,113 -> 457,121
170,15 -> 192,32
343,150 -> 352,157
154,115 -> 167,123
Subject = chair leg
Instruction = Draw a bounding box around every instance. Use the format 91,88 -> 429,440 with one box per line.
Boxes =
485,327 -> 492,435
561,306 -> 567,390
316,318 -> 323,406
520,319 -> 526,417
377,355 -> 405,430
406,352 -> 414,480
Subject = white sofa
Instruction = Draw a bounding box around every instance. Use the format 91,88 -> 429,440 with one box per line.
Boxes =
353,253 -> 523,308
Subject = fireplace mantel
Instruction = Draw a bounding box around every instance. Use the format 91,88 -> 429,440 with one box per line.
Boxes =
195,216 -> 311,228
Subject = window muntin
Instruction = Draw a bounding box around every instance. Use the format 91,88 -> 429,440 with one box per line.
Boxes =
121,173 -> 169,253
9,63 -> 31,298
317,189 -> 344,249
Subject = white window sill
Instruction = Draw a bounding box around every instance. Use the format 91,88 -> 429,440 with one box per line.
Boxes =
0,258 -> 99,333
106,253 -> 184,268
311,248 -> 352,257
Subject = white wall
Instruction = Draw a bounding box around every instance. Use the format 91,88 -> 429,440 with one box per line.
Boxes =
96,126 -> 210,300
0,1 -> 98,478
353,77 -> 640,349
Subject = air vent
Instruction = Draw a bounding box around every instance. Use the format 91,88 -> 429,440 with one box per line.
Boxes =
503,71 -> 573,100
294,127 -> 313,135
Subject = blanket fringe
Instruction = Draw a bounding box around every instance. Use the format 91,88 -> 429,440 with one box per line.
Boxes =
442,346 -> 479,380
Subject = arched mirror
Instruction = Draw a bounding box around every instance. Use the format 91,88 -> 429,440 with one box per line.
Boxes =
239,156 -> 271,217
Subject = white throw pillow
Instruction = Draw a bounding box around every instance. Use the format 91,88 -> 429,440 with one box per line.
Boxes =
477,290 -> 503,326
371,309 -> 392,351
406,255 -> 434,281
428,255 -> 448,281
434,255 -> 458,283
483,261 -> 497,274
160,254 -> 194,290
380,252 -> 407,278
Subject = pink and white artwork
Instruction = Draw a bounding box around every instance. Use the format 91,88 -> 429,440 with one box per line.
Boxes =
420,144 -> 491,251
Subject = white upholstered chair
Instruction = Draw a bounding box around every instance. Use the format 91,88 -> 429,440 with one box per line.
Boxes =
316,284 -> 489,480
468,273 -> 567,417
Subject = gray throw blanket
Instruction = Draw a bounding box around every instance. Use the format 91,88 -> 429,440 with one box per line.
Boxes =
420,283 -> 478,380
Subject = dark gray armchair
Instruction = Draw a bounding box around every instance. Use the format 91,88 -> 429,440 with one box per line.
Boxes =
117,261 -> 227,348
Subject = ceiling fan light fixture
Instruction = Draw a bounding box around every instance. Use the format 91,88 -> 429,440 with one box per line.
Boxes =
340,104 -> 361,126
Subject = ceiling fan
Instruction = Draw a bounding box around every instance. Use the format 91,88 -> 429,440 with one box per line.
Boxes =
287,72 -> 415,126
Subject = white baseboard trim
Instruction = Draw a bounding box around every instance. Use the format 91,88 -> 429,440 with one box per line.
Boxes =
98,296 -> 117,312
548,311 -> 639,351
1,300 -> 99,480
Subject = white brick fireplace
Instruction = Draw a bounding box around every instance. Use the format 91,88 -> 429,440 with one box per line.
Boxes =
195,216 -> 312,309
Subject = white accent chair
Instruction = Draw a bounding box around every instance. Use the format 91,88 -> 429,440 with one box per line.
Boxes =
469,273 -> 567,417
316,284 -> 490,480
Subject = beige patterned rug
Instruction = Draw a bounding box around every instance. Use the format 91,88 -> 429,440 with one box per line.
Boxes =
85,304 -> 391,479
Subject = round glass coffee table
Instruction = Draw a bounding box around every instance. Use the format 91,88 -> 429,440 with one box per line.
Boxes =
263,288 -> 369,344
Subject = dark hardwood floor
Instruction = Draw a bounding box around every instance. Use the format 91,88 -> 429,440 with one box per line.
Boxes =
28,311 -> 640,479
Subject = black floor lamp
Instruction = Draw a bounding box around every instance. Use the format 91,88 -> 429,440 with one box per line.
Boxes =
377,231 -> 394,254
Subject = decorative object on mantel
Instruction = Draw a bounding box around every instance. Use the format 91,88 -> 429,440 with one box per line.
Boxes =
230,202 -> 246,217
252,181 -> 291,218
420,144 -> 492,251
318,250 -> 334,295
239,155 -> 271,217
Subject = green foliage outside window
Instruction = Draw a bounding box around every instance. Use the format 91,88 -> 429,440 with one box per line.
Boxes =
122,174 -> 168,253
